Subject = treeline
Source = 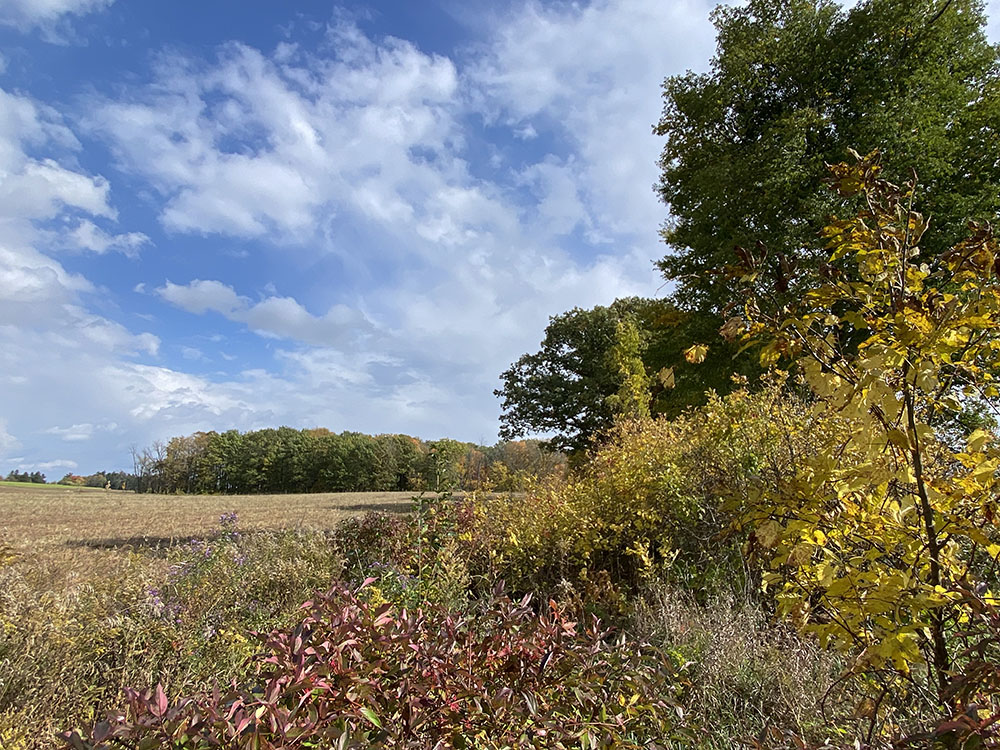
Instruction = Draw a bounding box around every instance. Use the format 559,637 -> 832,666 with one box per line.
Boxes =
4,469 -> 47,484
57,471 -> 137,490
130,428 -> 566,495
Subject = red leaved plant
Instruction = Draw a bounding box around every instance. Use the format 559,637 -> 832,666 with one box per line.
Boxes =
62,582 -> 690,749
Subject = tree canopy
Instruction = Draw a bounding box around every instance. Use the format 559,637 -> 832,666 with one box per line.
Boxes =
495,297 -> 758,452
655,0 -> 1000,312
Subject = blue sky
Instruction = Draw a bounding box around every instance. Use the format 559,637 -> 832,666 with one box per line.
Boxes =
1,0 -> 998,476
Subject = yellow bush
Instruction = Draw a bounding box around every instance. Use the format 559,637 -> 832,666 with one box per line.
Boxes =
471,375 -> 837,598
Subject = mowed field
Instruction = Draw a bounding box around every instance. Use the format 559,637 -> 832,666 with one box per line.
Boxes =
0,483 -> 415,552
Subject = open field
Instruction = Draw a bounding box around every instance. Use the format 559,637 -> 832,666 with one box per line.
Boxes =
0,480 -> 103,490
0,484 -> 416,553
2,486 -> 411,747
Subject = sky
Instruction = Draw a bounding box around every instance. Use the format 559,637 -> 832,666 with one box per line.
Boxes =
1,0 -> 998,476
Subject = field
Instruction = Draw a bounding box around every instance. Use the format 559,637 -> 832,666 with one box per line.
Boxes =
0,483 -> 415,552
0,485 -> 421,747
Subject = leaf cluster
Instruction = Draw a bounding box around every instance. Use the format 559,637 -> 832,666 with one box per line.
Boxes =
63,585 -> 690,749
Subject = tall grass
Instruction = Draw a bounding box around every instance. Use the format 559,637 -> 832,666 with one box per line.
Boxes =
0,515 -> 343,748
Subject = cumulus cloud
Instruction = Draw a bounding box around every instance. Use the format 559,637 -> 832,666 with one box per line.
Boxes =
62,219 -> 150,256
0,82 -> 160,470
469,0 -> 715,239
158,279 -> 375,349
43,421 -> 118,442
158,279 -> 246,316
86,31 -> 481,244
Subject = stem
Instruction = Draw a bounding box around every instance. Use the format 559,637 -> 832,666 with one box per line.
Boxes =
903,364 -> 952,699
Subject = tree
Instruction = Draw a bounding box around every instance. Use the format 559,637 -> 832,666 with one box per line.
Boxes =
422,438 -> 467,492
726,153 -> 1000,719
605,319 -> 652,421
495,297 -> 756,453
655,0 -> 1000,313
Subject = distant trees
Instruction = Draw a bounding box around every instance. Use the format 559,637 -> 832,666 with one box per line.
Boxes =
4,469 -> 46,484
56,471 -> 136,489
123,428 -> 564,495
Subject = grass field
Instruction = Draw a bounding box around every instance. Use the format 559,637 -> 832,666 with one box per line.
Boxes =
0,480 -> 102,490
0,486 -> 422,747
0,484 -> 418,599
0,484 -> 416,551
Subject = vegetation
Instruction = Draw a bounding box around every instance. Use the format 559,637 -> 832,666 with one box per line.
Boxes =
5,469 -> 46,484
9,2 -> 1000,748
496,297 -> 758,453
128,429 -> 566,495
655,0 -> 1000,313
722,152 -> 1000,740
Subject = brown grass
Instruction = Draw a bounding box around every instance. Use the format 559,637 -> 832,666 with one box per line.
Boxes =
0,485 -> 417,588
0,485 -> 415,549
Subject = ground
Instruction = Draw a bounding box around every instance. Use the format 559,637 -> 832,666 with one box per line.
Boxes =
0,483 -> 417,581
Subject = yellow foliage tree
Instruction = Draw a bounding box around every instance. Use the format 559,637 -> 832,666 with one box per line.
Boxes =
728,151 -> 1000,706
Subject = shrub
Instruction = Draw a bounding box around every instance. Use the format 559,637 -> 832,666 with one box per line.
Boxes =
63,583 -> 692,749
331,498 -> 475,610
466,376 -> 829,600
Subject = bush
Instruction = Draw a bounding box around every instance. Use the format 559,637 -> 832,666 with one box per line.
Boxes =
63,584 -> 692,749
466,376 -> 829,600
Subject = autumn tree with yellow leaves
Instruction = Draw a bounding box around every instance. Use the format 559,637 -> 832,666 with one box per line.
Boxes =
722,151 -> 1000,729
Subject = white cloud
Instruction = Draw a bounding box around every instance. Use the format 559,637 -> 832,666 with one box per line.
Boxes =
0,82 -> 161,471
181,346 -> 206,361
159,279 -> 246,316
0,87 -> 130,330
469,0 -> 714,238
62,219 -> 150,256
87,33 -> 478,244
158,279 -> 375,349
43,422 -> 119,442
0,419 -> 21,457
0,0 -> 114,31
35,459 -> 79,471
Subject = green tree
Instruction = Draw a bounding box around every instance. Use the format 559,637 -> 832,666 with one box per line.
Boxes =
605,319 -> 652,420
496,297 -> 756,453
655,0 -> 1000,313
422,438 -> 466,491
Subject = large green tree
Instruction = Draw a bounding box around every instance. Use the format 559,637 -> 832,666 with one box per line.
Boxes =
495,297 -> 756,453
655,0 -> 1000,312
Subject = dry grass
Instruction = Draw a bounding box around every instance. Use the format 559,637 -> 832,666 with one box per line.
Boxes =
0,485 -> 417,592
0,484 -> 415,550
1,487 -> 412,748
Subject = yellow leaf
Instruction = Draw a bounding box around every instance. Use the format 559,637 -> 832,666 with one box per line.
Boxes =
968,429 -> 993,453
684,344 -> 709,364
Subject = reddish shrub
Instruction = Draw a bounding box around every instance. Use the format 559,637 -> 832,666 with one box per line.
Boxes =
62,583 -> 690,749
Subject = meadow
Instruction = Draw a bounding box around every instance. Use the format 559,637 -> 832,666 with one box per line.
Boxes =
0,486 -> 413,748
1,391 -> 870,750
0,483 -> 414,551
